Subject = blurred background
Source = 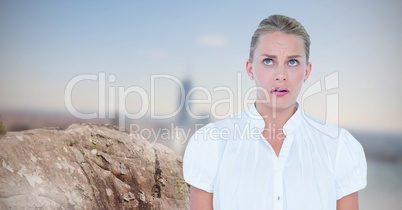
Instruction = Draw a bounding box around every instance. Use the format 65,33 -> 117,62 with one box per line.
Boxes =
0,0 -> 401,209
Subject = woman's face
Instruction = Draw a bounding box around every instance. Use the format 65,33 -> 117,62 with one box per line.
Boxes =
246,31 -> 311,111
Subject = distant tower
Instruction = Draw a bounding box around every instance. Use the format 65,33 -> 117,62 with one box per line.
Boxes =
177,58 -> 194,126
177,78 -> 192,125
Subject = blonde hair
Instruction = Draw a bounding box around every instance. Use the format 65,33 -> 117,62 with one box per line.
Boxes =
249,14 -> 311,62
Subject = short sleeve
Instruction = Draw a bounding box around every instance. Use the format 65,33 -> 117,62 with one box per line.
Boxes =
334,129 -> 367,200
183,124 -> 221,193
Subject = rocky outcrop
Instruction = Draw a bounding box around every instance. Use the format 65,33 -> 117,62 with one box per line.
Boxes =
0,123 -> 189,209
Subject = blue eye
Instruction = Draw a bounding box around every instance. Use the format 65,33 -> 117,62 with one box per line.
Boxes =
288,59 -> 298,66
263,59 -> 273,65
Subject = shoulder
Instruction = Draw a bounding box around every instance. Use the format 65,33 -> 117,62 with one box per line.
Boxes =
298,112 -> 364,157
299,112 -> 362,145
183,112 -> 249,193
298,112 -> 367,198
193,110 -> 251,137
212,110 -> 251,128
183,109 -> 251,165
299,111 -> 341,139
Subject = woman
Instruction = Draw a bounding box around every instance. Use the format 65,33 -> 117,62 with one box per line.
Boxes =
183,14 -> 367,210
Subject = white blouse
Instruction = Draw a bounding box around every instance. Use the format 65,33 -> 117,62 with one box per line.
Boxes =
183,103 -> 367,210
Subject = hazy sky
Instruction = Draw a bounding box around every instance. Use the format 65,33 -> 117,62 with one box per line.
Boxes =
0,0 -> 401,133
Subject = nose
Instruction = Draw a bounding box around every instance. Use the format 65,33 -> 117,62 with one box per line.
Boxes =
275,65 -> 287,81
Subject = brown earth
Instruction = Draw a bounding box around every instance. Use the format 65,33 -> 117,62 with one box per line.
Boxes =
0,123 -> 189,209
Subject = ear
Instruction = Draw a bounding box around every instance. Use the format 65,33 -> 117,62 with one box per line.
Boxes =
304,62 -> 312,82
246,59 -> 254,79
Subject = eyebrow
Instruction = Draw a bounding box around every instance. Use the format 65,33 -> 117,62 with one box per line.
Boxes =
260,54 -> 302,59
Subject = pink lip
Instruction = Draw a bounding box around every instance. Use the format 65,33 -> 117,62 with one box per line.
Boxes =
271,86 -> 289,97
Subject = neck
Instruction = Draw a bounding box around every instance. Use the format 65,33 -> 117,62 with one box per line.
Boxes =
255,102 -> 297,129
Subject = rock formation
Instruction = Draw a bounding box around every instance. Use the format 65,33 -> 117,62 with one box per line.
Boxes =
0,123 -> 189,209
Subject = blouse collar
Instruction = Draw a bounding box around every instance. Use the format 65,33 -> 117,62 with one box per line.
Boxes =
247,102 -> 303,136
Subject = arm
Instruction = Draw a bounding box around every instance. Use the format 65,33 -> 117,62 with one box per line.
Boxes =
190,186 -> 213,210
336,192 -> 359,210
